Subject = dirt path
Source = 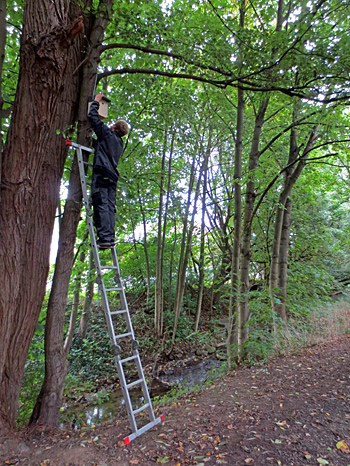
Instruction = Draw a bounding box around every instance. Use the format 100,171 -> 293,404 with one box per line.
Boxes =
1,336 -> 350,466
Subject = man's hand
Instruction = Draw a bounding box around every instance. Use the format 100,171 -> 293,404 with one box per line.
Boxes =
94,93 -> 103,103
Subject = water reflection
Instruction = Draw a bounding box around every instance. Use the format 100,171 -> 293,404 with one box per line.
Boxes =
60,358 -> 223,430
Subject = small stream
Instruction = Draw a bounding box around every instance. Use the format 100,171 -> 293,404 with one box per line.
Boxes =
60,357 -> 223,429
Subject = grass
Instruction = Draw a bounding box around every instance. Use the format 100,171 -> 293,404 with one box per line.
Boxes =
277,297 -> 350,355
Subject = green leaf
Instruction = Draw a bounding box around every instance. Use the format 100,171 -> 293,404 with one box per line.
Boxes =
157,458 -> 170,464
317,459 -> 329,465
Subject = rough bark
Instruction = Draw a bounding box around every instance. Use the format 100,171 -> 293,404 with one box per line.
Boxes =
29,0 -> 115,428
0,0 -> 6,160
0,0 -> 87,429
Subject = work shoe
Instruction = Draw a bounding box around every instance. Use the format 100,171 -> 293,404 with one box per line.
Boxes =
97,241 -> 115,249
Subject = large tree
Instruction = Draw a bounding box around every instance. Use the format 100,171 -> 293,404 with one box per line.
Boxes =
0,0 -> 90,429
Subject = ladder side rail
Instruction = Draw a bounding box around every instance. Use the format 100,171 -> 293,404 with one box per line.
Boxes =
133,352 -> 157,423
110,249 -> 156,422
110,249 -> 135,337
116,360 -> 139,433
98,276 -> 119,346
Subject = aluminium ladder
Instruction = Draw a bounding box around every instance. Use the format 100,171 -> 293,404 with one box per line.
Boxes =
66,139 -> 164,444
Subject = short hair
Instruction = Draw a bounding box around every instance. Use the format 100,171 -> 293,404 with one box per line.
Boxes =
112,120 -> 129,137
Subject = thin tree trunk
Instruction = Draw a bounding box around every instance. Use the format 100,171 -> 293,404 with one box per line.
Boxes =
227,0 -> 245,367
269,126 -> 319,323
155,129 -> 167,334
237,0 -> 284,357
138,186 -> 151,303
172,152 -> 204,344
64,252 -> 84,358
29,1 -> 114,428
155,131 -> 175,335
0,0 -> 88,429
227,83 -> 244,366
194,126 -> 212,331
238,99 -> 269,355
129,206 -> 145,283
78,251 -> 95,341
276,197 -> 292,319
167,213 -> 177,314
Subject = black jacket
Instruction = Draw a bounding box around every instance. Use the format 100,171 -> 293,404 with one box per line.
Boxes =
87,100 -> 123,183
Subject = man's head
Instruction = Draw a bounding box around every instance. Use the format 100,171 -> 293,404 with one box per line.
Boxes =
111,120 -> 129,137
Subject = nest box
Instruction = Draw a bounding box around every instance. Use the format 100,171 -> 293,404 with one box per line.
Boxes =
88,95 -> 111,119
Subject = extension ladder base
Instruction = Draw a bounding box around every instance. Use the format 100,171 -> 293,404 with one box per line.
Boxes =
124,415 -> 165,444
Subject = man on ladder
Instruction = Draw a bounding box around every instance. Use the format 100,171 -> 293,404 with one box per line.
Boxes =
88,93 -> 129,249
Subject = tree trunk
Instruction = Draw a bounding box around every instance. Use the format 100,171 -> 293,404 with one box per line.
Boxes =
172,151 -> 204,344
167,213 -> 177,313
129,206 -> 145,283
238,98 -> 269,354
237,0 -> 284,356
270,126 -> 319,323
194,126 -> 212,331
78,251 -> 95,341
154,130 -> 167,334
0,0 -> 87,429
227,83 -> 244,366
64,246 -> 87,356
155,131 -> 174,335
138,186 -> 151,303
276,197 -> 292,319
29,0 -> 115,428
0,0 -> 6,160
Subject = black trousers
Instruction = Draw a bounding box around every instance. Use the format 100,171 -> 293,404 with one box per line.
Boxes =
91,173 -> 117,243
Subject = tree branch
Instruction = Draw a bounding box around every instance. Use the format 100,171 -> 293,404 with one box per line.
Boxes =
100,42 -> 234,77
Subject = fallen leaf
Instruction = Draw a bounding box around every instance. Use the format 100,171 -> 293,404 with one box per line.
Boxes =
156,457 -> 170,464
244,459 -> 254,464
129,460 -> 139,465
317,459 -> 329,465
336,440 -> 349,453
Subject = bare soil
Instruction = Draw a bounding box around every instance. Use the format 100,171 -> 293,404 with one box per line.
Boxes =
1,335 -> 350,466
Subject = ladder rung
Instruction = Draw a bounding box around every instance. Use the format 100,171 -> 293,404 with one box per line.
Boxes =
116,332 -> 132,339
105,287 -> 122,292
127,379 -> 143,389
133,403 -> 150,415
101,266 -> 118,270
83,161 -> 93,167
110,310 -> 127,315
120,355 -> 138,364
